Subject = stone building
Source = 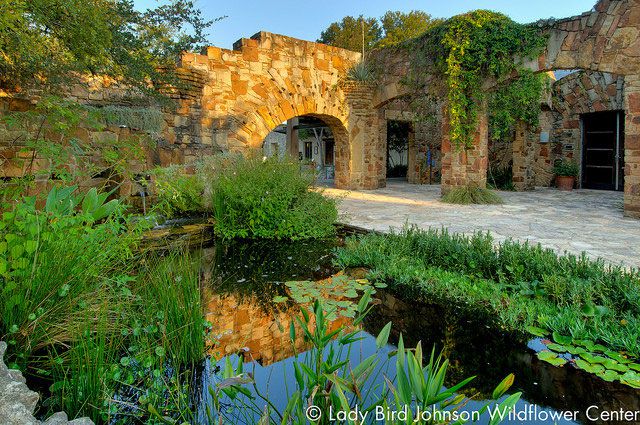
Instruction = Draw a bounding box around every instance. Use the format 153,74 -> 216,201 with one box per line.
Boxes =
1,0 -> 640,217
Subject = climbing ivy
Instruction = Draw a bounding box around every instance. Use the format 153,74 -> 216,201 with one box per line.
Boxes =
405,10 -> 547,148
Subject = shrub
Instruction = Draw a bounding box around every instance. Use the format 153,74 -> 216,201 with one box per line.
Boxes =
209,154 -> 337,240
553,159 -> 579,177
441,185 -> 503,205
152,165 -> 206,217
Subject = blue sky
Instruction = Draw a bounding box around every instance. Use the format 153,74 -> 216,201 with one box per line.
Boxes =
137,0 -> 596,50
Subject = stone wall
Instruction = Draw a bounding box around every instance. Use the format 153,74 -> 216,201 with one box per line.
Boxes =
0,342 -> 93,425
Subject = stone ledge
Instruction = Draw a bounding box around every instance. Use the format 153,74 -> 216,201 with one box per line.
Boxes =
0,342 -> 94,425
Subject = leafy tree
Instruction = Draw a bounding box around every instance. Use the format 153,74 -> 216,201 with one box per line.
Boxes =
0,0 -> 217,94
318,10 -> 441,52
378,10 -> 442,47
317,15 -> 381,53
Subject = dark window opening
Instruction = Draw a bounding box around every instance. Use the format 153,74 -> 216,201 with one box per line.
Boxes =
387,120 -> 410,179
581,111 -> 624,191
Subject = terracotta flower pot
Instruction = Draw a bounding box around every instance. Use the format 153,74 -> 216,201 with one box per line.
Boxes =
556,175 -> 575,191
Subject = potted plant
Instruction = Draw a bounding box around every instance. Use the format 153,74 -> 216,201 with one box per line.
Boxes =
553,159 -> 579,191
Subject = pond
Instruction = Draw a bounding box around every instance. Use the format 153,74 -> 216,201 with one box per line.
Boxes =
159,224 -> 640,424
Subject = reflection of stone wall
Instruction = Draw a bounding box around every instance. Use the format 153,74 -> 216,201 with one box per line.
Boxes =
203,291 -> 349,366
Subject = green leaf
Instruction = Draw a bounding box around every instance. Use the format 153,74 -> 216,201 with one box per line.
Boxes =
597,370 -> 620,382
525,326 -> 548,337
552,332 -> 572,345
376,321 -> 392,349
546,343 -> 568,353
536,351 -> 567,366
574,359 -> 605,374
620,371 -> 640,388
492,373 -> 515,399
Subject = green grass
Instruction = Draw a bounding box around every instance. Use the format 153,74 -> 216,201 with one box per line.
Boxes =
441,185 -> 503,204
335,227 -> 640,356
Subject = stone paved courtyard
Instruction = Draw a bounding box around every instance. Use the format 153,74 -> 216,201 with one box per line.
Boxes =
323,180 -> 640,269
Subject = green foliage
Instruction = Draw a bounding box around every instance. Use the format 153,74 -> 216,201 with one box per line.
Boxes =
488,166 -> 515,191
0,185 -> 207,422
346,60 -> 377,83
95,105 -> 165,133
151,154 -> 338,240
0,186 -> 135,370
334,227 -> 640,356
0,0 -> 217,93
152,165 -> 206,217
208,293 -> 519,424
405,10 -> 547,148
441,185 -> 503,204
274,274 -> 387,320
489,71 -> 547,141
553,159 -> 579,177
208,154 -> 337,240
318,11 -> 441,52
317,15 -> 382,53
378,11 -> 443,48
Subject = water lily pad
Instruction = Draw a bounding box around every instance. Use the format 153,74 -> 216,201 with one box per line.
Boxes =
574,359 -> 605,374
602,359 -> 628,373
620,371 -> 640,389
605,350 -> 630,364
574,339 -> 596,351
546,343 -> 569,353
580,353 -> 607,364
628,363 -> 640,372
566,345 -> 587,355
597,370 -> 621,382
526,326 -> 549,337
537,351 -> 567,366
272,296 -> 289,303
552,332 -> 572,345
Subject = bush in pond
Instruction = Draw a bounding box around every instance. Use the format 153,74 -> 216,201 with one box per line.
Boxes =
334,226 -> 640,357
209,154 -> 337,240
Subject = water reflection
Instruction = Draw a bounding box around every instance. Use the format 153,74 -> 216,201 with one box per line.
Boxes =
195,238 -> 640,425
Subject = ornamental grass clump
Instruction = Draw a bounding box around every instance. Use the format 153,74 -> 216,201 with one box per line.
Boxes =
441,185 -> 503,205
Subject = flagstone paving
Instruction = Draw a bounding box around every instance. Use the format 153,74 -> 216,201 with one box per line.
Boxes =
322,180 -> 640,269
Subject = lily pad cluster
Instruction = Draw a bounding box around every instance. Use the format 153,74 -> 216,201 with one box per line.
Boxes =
528,327 -> 640,389
273,273 -> 387,320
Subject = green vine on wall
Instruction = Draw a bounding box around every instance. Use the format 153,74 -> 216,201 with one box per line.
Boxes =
405,10 -> 547,148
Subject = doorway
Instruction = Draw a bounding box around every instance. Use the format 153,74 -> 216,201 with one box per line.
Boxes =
386,120 -> 410,179
581,111 -> 624,191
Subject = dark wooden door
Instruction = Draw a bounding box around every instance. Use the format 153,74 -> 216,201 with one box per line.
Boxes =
581,111 -> 624,191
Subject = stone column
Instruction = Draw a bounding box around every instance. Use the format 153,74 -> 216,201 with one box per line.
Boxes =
285,117 -> 299,159
624,76 -> 640,218
441,102 -> 489,194
512,121 -> 536,191
342,82 -> 385,190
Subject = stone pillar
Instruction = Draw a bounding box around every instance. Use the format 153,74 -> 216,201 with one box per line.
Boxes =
512,121 -> 536,191
342,82 -> 385,190
624,76 -> 640,218
285,117 -> 299,159
441,102 -> 489,194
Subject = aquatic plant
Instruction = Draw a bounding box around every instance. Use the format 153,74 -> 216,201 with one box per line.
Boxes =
207,290 -> 520,424
334,227 -> 640,359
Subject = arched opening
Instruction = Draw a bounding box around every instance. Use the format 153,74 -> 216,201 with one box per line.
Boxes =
259,113 -> 349,188
376,95 -> 442,187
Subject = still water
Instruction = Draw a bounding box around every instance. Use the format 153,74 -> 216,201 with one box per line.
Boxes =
190,236 -> 640,424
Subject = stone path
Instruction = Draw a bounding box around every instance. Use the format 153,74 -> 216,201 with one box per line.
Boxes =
322,180 -> 640,269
